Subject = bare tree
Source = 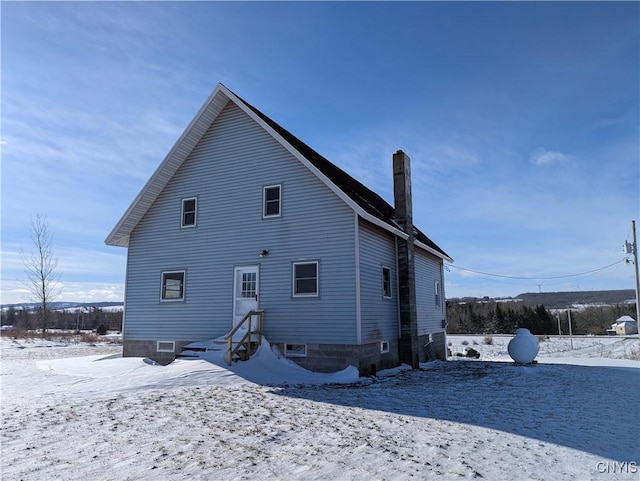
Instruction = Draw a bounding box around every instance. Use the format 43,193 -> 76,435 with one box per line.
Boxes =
21,214 -> 62,334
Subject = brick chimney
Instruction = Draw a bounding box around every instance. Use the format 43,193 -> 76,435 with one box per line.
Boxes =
393,150 -> 419,368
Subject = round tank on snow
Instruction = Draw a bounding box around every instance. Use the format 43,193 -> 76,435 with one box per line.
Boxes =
507,328 -> 539,364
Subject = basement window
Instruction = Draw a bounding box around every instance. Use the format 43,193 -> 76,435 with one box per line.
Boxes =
380,341 -> 390,353
285,344 -> 307,357
157,341 -> 175,353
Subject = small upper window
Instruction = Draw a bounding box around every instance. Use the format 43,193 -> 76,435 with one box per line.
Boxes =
382,266 -> 392,298
182,197 -> 197,227
263,185 -> 281,218
162,271 -> 185,301
293,261 -> 318,297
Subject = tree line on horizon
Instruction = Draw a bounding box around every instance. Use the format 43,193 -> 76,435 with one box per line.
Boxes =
3,301 -> 635,337
0,306 -> 123,333
446,300 -> 636,335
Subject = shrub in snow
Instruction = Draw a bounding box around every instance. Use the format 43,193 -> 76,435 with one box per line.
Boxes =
484,336 -> 494,345
508,328 -> 539,364
96,324 -> 107,336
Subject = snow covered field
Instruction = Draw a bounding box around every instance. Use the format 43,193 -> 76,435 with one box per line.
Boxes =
447,334 -> 640,363
1,335 -> 638,480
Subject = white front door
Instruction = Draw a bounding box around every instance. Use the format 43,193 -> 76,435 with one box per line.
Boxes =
233,266 -> 259,327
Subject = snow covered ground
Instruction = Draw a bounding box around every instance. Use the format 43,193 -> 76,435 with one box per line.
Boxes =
447,334 -> 640,363
1,335 -> 638,480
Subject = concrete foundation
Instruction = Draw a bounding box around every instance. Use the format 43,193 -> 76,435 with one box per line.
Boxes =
276,340 -> 401,376
123,335 -> 445,374
123,339 -> 193,366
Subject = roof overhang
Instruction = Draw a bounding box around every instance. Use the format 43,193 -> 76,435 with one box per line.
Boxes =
415,239 -> 454,263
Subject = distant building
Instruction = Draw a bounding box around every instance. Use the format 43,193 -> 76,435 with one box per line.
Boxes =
606,316 -> 638,336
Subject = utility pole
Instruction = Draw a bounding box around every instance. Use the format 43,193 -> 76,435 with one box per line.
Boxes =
567,309 -> 573,350
628,220 -> 640,336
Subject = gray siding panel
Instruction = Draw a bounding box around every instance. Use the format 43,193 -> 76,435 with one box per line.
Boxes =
124,102 -> 357,345
415,249 -> 445,335
358,220 -> 399,343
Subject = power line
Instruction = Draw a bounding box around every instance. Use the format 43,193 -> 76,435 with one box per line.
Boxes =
445,257 -> 628,281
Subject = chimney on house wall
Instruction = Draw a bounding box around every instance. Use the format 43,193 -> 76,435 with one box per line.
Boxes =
393,150 -> 419,368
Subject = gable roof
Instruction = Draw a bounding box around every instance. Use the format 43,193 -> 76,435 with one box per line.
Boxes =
105,84 -> 452,262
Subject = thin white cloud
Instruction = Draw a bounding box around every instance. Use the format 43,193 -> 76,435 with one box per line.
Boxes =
457,269 -> 483,279
56,283 -> 124,303
0,279 -> 124,305
410,143 -> 480,179
531,147 -> 567,166
3,245 -> 125,277
323,128 -> 482,202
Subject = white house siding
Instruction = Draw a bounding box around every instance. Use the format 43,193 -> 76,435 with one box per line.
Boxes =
123,101 -> 357,346
415,249 -> 445,336
357,219 -> 399,344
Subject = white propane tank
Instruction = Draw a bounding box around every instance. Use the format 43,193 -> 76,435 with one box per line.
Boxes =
507,328 -> 539,364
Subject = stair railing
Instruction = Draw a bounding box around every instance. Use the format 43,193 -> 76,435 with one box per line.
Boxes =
225,310 -> 264,365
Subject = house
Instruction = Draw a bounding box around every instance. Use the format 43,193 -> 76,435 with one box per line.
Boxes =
607,316 -> 638,336
105,84 -> 452,375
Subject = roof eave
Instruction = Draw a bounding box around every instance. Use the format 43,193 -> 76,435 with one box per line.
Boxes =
415,239 -> 454,263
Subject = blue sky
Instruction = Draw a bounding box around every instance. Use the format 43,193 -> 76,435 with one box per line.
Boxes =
1,1 -> 638,304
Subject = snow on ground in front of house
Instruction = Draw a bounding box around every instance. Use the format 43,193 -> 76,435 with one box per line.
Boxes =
448,333 -> 640,365
1,335 -> 639,480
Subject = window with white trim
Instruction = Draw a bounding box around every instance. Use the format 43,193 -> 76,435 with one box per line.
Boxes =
161,271 -> 185,301
285,344 -> 307,357
380,341 -> 390,353
435,281 -> 441,308
263,185 -> 281,218
382,266 -> 392,298
181,197 -> 197,228
293,261 -> 318,297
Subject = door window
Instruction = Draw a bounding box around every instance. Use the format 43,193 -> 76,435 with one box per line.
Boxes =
241,272 -> 257,298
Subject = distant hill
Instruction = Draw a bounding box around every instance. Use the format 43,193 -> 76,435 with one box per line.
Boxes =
514,290 -> 636,309
448,289 -> 636,309
1,301 -> 124,311
4,290 -> 636,312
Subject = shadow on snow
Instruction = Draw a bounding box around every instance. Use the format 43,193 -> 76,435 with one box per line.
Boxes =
271,360 -> 639,463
